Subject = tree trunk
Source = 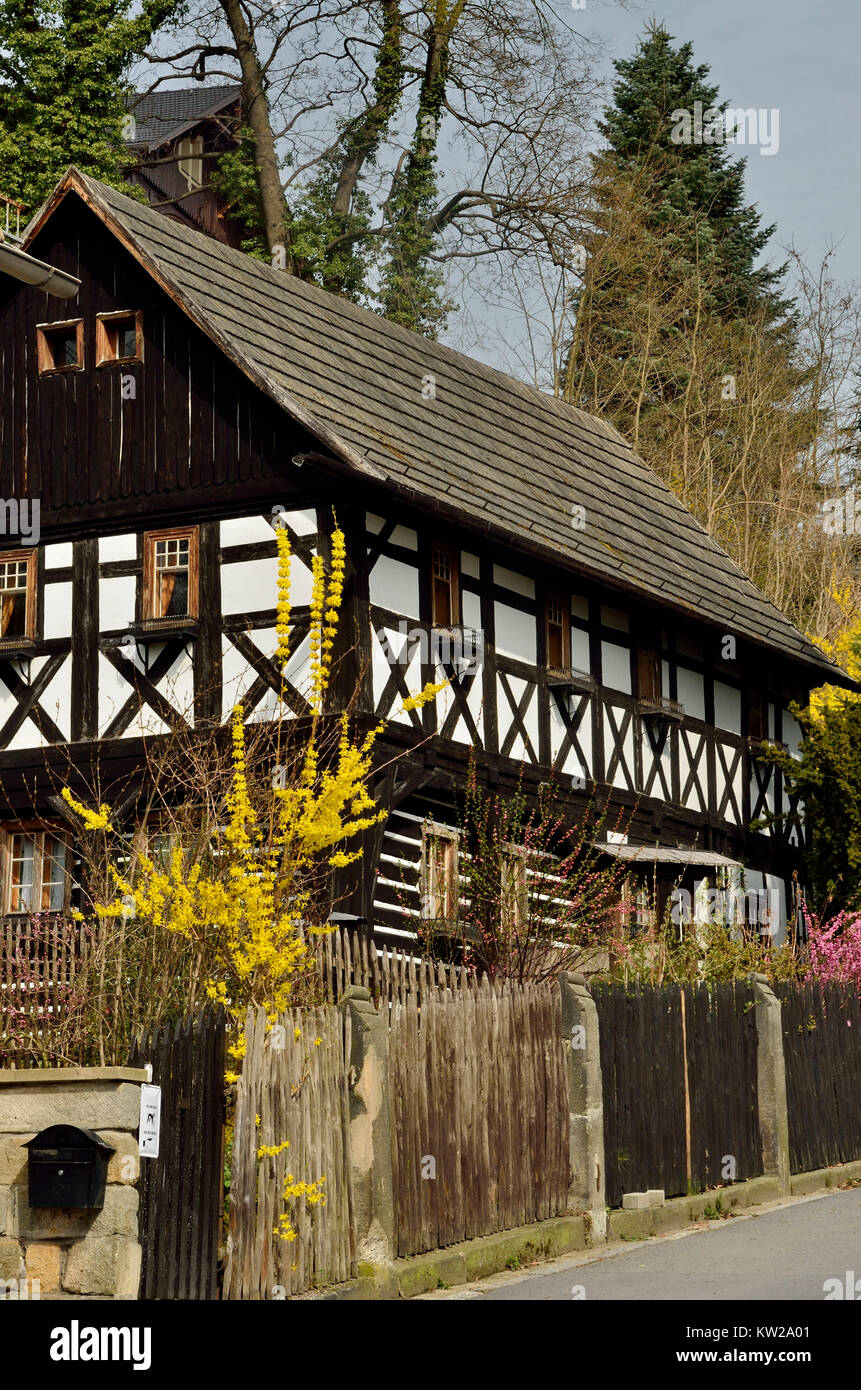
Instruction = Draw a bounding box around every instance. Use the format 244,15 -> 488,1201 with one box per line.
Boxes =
219,0 -> 293,268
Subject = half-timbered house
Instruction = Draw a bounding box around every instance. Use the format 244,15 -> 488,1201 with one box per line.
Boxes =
0,168 -> 851,954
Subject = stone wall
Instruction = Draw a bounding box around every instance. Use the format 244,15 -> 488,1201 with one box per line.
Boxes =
0,1066 -> 146,1299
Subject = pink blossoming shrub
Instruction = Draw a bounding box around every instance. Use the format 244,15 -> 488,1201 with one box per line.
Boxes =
806,910 -> 861,990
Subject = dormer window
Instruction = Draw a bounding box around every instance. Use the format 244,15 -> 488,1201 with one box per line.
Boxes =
37,319 -> 83,375
0,550 -> 36,645
96,310 -> 143,365
431,544 -> 460,626
142,527 -> 198,623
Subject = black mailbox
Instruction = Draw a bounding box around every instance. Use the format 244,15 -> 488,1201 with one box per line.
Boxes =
24,1125 -> 115,1210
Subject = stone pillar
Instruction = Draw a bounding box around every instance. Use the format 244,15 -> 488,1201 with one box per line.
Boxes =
559,973 -> 606,1241
0,1065 -> 146,1299
339,987 -> 394,1265
750,973 -> 791,1195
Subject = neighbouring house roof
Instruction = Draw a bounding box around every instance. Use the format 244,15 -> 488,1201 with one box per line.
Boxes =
25,169 -> 852,687
124,86 -> 241,150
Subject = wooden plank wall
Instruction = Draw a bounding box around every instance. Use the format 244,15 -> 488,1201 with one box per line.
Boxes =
224,1004 -> 356,1299
389,978 -> 568,1258
128,1005 -> 227,1300
776,980 -> 861,1171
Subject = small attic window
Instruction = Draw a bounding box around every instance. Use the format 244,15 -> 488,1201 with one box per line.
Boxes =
36,320 -> 83,375
96,311 -> 142,366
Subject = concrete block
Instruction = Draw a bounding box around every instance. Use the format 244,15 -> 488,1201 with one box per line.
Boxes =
397,1251 -> 465,1298
742,1175 -> 780,1207
25,1241 -> 62,1291
13,1183 -> 138,1240
0,1081 -> 141,1133
609,1207 -> 654,1240
645,1189 -> 665,1207
622,1191 -> 650,1209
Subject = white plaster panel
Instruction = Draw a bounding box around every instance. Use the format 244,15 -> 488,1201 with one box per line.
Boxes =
495,602 -> 536,664
99,576 -> 136,633
601,641 -> 631,694
370,556 -> 420,618
677,666 -> 705,722
221,515 -> 278,547
99,534 -> 137,563
221,557 -> 278,615
714,681 -> 741,733
390,525 -> 417,551
462,591 -> 481,630
42,582 -> 72,640
45,543 -> 73,569
493,566 -> 534,599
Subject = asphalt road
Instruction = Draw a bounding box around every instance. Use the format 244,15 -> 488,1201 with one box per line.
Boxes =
428,1190 -> 861,1301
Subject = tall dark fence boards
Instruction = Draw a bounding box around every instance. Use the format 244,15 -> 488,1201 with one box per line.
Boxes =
776,981 -> 861,1172
685,982 -> 761,1192
128,1004 -> 227,1300
593,981 -> 761,1207
592,983 -> 687,1208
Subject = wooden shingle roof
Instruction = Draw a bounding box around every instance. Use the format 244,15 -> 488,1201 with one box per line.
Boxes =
27,169 -> 848,683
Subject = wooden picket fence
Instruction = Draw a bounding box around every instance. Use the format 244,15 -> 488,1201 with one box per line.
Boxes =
316,925 -> 489,1011
128,1006 -> 227,1300
776,980 -> 861,1171
224,1005 -> 356,1299
389,978 -> 568,1257
0,917 -> 90,1066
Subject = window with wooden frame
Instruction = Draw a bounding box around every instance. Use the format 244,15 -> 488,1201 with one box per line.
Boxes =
500,845 -> 529,934
0,549 -> 37,644
421,823 -> 459,923
177,136 -> 204,190
637,636 -> 662,702
747,688 -> 766,743
142,527 -> 199,623
430,544 -> 460,627
36,319 -> 84,375
2,829 -> 70,914
96,310 -> 143,366
545,591 -> 570,671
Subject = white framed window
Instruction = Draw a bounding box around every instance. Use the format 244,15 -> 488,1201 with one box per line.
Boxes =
4,830 -> 69,914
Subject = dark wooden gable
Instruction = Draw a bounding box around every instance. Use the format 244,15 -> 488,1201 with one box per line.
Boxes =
0,194 -> 316,532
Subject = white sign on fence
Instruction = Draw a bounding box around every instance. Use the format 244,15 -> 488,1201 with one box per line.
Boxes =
138,1083 -> 162,1159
